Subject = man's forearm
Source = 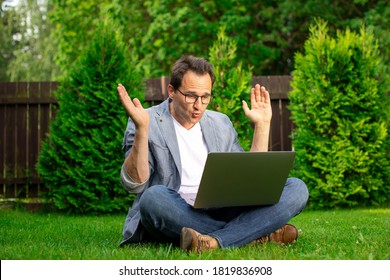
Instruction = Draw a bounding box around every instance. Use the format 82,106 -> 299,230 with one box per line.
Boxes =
124,128 -> 150,183
250,121 -> 271,152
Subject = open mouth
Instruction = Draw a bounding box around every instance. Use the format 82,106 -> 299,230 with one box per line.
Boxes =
192,112 -> 201,118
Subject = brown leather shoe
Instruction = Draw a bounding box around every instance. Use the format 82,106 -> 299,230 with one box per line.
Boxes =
255,224 -> 298,245
180,227 -> 219,253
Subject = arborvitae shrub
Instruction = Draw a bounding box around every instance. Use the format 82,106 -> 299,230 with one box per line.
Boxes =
37,20 -> 143,213
289,21 -> 390,209
209,26 -> 253,150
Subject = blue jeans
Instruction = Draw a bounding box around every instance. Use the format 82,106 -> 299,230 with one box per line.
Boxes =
138,178 -> 309,248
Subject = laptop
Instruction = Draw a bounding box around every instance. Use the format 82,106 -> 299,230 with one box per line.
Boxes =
192,151 -> 295,208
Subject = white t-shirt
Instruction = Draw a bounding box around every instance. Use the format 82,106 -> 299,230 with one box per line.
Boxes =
172,117 -> 208,205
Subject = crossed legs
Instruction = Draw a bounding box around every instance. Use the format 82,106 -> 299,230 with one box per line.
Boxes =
139,178 -> 309,249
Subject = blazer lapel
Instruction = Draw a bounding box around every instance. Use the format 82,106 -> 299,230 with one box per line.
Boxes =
153,100 -> 182,177
200,111 -> 219,152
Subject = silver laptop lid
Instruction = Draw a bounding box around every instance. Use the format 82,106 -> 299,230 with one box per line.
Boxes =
193,151 -> 295,208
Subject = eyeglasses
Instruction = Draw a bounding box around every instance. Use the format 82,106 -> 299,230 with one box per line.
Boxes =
176,88 -> 212,104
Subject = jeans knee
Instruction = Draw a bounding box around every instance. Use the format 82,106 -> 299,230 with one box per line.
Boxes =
286,177 -> 309,208
139,185 -> 166,216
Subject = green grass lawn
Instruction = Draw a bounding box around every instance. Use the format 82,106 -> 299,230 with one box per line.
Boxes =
0,208 -> 389,260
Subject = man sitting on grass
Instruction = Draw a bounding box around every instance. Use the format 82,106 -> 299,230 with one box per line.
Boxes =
117,55 -> 309,253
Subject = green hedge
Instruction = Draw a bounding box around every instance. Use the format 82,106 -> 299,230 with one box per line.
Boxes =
209,26 -> 253,150
289,20 -> 390,209
37,20 -> 143,213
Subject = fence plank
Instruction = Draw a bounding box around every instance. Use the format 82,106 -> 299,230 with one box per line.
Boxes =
3,105 -> 16,187
0,101 -> 5,197
0,77 -> 293,199
269,99 -> 281,151
281,99 -> 293,151
145,77 -> 170,107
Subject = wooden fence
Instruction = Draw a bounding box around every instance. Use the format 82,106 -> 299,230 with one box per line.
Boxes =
0,76 -> 292,199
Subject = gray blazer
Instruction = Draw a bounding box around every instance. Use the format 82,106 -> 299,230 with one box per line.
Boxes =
120,99 -> 244,246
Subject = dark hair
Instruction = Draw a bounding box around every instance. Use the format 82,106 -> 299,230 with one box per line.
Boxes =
169,55 -> 216,89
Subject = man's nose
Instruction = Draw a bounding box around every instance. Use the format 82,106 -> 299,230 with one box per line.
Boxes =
193,96 -> 202,107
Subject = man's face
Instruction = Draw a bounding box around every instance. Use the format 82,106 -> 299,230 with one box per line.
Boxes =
169,71 -> 212,129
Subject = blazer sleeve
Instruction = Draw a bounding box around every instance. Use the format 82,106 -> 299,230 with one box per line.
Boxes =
120,116 -> 151,193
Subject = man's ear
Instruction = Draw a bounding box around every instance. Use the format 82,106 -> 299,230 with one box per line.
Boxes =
167,84 -> 175,99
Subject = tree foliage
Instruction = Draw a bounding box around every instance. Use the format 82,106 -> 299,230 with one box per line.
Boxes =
289,20 -> 390,209
48,0 -> 120,79
1,0 -> 389,81
37,19 -> 143,213
1,0 -> 59,81
124,0 -> 390,77
0,0 -> 17,81
208,26 -> 253,150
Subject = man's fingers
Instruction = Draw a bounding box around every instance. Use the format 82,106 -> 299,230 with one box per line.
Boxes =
242,100 -> 250,115
250,87 -> 256,104
261,86 -> 270,104
256,84 -> 263,102
252,84 -> 271,104
117,84 -> 129,98
132,98 -> 142,108
252,84 -> 267,103
117,84 -> 135,109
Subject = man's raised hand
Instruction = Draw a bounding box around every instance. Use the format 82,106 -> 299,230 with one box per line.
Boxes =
242,84 -> 272,125
117,84 -> 150,129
